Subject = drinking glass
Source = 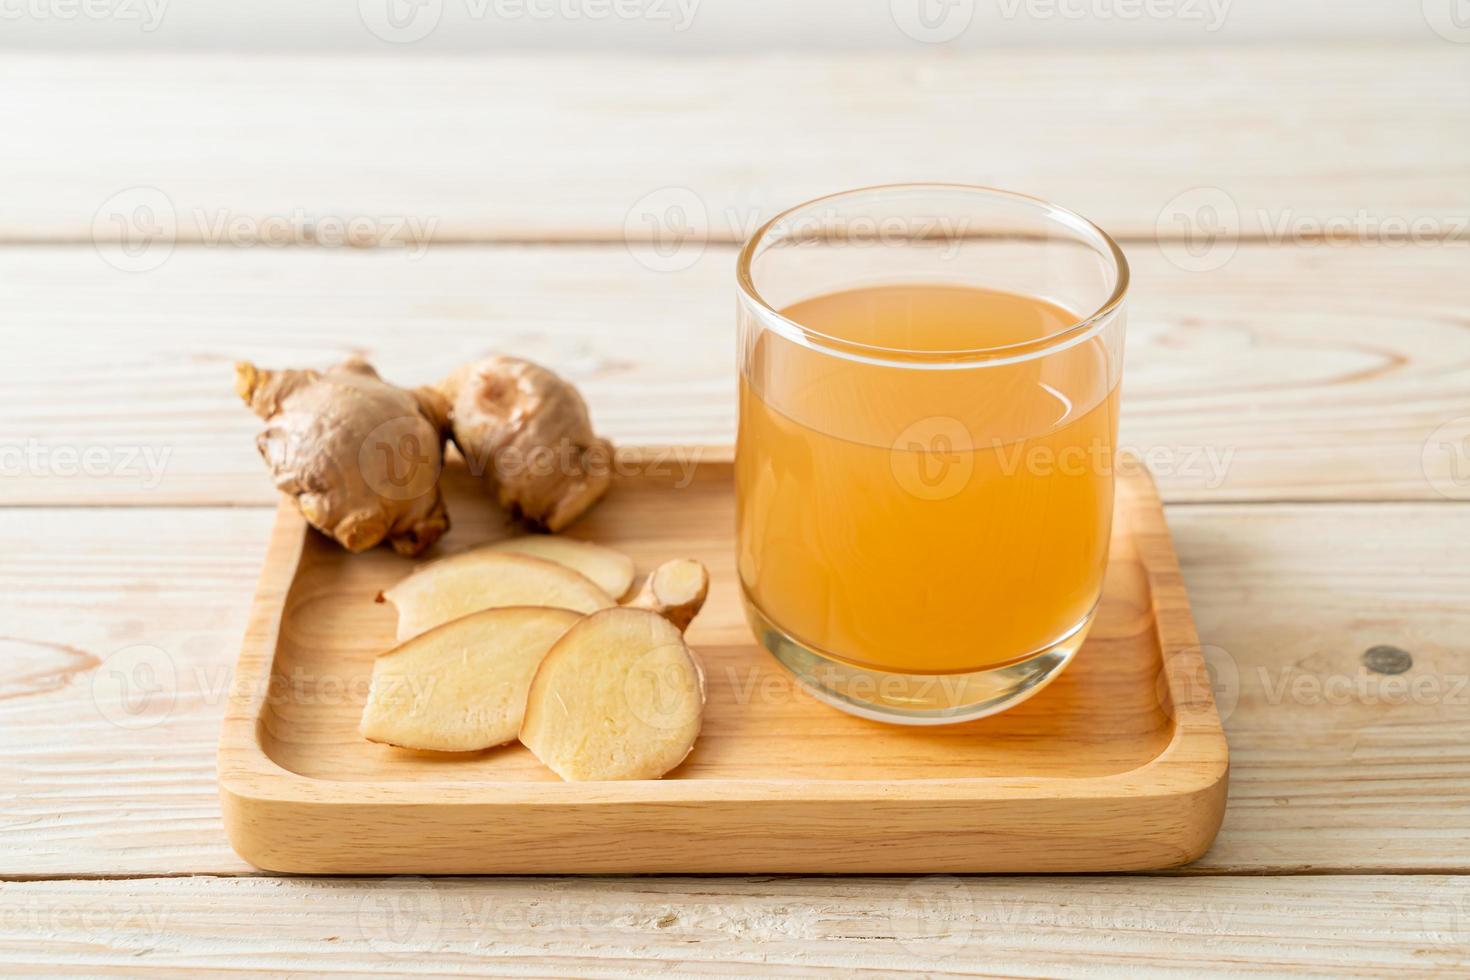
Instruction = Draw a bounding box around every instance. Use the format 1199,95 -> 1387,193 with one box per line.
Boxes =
735,184 -> 1129,724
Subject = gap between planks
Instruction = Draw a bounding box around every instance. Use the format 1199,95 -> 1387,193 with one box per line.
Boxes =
0,499 -> 1465,512
0,232 -> 1415,246
7,868 -> 1470,884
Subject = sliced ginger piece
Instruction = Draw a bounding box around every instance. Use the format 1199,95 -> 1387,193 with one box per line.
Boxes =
383,552 -> 613,642
360,606 -> 582,752
478,536 -> 636,601
627,559 -> 709,633
520,607 -> 704,781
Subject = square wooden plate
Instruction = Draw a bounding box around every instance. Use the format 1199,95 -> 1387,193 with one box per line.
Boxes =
219,448 -> 1228,873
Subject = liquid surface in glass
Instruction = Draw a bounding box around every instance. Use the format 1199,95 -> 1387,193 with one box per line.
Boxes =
736,283 -> 1119,674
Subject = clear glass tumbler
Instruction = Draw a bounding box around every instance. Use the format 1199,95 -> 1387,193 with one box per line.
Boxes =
735,184 -> 1129,724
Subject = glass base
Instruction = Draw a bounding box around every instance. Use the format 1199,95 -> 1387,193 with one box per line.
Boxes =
742,597 -> 1096,726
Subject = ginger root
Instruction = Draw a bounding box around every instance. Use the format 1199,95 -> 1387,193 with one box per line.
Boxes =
438,356 -> 612,532
236,357 -> 450,557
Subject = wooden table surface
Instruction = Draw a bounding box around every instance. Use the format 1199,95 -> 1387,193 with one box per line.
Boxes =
2,43 -> 1468,975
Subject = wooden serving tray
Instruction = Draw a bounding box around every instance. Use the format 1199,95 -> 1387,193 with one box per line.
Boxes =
220,448 -> 1227,873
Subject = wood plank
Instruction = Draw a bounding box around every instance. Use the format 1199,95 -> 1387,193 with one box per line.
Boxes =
1171,503 -> 1470,875
2,47 -> 1466,243
1,242 -> 1467,507
1,502 -> 1466,877
0,508 -> 272,878
0,875 -> 1466,976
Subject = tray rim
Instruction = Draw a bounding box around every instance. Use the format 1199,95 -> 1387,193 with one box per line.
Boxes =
218,446 -> 1228,862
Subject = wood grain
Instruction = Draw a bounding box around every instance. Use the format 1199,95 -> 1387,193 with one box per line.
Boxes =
218,457 -> 1225,874
0,507 -> 274,878
1,242 -> 1466,507
2,47 -> 1465,243
4,498 -> 1465,877
1171,503 -> 1470,874
1,40 -> 1464,963
1,875 -> 1466,976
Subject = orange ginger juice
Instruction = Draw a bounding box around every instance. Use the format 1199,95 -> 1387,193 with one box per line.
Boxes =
735,284 -> 1119,674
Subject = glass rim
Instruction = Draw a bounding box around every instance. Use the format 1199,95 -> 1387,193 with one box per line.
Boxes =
735,182 -> 1130,368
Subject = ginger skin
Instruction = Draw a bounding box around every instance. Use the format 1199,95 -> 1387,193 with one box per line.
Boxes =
627,559 -> 709,633
236,357 -> 450,557
438,356 -> 613,532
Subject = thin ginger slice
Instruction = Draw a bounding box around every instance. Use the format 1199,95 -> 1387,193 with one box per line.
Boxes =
520,607 -> 704,781
477,536 -> 636,601
383,551 -> 614,642
360,606 -> 583,752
